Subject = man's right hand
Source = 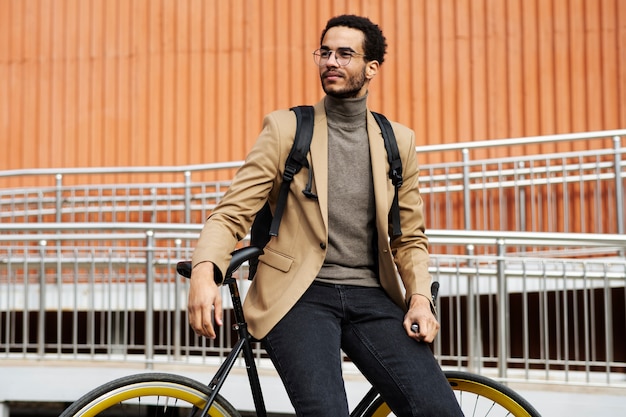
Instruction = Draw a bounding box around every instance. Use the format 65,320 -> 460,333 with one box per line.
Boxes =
187,262 -> 223,339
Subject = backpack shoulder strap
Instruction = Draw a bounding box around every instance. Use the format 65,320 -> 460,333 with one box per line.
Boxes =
371,111 -> 403,237
269,105 -> 315,236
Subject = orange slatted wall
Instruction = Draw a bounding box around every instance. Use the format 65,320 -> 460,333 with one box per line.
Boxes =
1,0 -> 625,178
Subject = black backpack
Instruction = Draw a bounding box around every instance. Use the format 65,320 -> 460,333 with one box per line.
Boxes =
248,105 -> 403,279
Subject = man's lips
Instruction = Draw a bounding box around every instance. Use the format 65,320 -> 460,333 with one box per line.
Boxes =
323,71 -> 343,80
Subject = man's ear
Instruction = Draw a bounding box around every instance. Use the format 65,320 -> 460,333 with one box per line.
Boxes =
365,60 -> 379,80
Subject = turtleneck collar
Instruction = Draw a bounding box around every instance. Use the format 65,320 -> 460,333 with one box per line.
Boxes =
324,93 -> 368,121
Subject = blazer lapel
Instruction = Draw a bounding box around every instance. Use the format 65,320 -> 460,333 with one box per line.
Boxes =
368,111 -> 393,237
310,100 -> 329,232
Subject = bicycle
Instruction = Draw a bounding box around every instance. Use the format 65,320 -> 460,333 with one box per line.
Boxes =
59,245 -> 541,417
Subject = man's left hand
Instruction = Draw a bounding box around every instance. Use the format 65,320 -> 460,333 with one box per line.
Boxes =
403,294 -> 439,343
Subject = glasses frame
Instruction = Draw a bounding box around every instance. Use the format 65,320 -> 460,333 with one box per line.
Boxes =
312,48 -> 366,67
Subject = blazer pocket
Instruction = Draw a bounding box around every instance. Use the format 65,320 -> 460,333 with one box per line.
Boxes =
258,246 -> 294,273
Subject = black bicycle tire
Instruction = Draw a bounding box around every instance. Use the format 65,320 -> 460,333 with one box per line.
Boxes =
59,372 -> 241,417
354,370 -> 541,417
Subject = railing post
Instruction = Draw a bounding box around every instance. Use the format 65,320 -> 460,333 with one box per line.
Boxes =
496,239 -> 508,379
174,238 -> 183,360
613,136 -> 624,241
55,174 -> 63,223
462,148 -> 471,232
145,230 -> 155,368
38,240 -> 47,358
184,170 -> 192,224
467,279 -> 477,371
518,161 -> 526,231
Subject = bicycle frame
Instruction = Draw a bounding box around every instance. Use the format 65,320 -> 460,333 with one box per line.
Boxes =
182,247 -> 268,417
193,276 -> 267,417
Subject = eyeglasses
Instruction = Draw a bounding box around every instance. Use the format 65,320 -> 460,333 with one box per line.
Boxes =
312,48 -> 365,67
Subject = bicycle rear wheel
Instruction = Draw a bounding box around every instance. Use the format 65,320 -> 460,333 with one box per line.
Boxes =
59,372 -> 241,417
355,370 -> 541,417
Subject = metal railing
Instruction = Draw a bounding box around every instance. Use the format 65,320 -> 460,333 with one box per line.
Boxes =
2,130 -> 624,240
1,224 -> 625,389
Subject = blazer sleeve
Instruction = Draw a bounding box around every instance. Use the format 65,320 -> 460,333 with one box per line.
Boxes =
191,109 -> 296,282
388,125 -> 433,305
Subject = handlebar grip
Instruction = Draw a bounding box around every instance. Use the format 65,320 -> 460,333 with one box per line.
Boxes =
176,261 -> 192,278
176,246 -> 264,280
226,246 -> 264,277
431,281 -> 440,305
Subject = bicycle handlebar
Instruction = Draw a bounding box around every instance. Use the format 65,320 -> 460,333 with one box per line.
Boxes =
176,246 -> 264,280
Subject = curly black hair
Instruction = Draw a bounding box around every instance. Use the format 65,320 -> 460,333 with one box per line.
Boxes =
320,14 -> 388,65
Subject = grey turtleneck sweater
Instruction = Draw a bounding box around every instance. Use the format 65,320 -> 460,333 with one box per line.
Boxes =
316,95 -> 379,287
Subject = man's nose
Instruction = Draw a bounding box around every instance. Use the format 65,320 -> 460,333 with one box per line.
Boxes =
326,51 -> 340,66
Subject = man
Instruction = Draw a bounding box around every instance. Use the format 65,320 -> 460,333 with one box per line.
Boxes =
188,14 -> 463,416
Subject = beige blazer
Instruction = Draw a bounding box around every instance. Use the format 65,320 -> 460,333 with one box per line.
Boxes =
192,99 -> 432,338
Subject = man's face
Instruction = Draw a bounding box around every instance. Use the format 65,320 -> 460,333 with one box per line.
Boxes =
318,26 -> 378,99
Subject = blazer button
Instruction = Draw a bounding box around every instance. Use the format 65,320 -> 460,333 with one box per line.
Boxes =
320,242 -> 327,250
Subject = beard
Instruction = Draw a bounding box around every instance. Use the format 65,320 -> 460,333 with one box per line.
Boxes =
321,67 -> 367,99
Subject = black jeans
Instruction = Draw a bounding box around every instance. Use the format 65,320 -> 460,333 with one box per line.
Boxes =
262,282 -> 463,417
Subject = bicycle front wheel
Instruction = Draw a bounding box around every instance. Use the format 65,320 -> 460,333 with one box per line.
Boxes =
355,370 -> 541,417
59,372 -> 241,417
446,371 -> 541,417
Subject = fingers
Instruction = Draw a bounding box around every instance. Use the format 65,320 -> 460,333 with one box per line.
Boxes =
188,263 -> 222,339
213,294 -> 223,328
405,313 -> 440,343
188,296 -> 221,339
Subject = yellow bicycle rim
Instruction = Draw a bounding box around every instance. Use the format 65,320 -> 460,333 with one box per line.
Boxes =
73,381 -> 226,417
448,376 -> 533,417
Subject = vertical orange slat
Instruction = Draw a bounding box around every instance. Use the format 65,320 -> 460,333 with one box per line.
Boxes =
146,0 -> 162,168
172,0 -> 188,169
16,0 -> 28,171
301,0 -> 321,105
24,0 -> 43,172
486,0 -> 508,146
130,0 -> 148,179
214,0 -> 230,165
470,0 -> 488,147
198,0 -> 216,172
102,0 -> 117,168
599,0 -> 619,128
521,0 -> 541,141
553,0 -> 572,137
117,0 -> 132,169
49,0 -> 64,169
259,1 -> 277,115
505,0 -> 525,139
440,0 -> 458,145
187,0 -> 203,164
228,1 -> 245,163
61,0 -> 78,168
569,0 -> 587,134
538,0 -> 556,137
454,0 -> 473,145
407,0 -> 428,152
89,0 -> 104,173
159,0 -> 176,167
0,1 -> 9,175
75,0 -> 89,173
584,0 -> 603,131
619,0 -> 626,128
374,0 -> 396,116
5,0 -> 23,173
243,0 -> 263,153
388,0 -> 409,123
424,0 -> 442,148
